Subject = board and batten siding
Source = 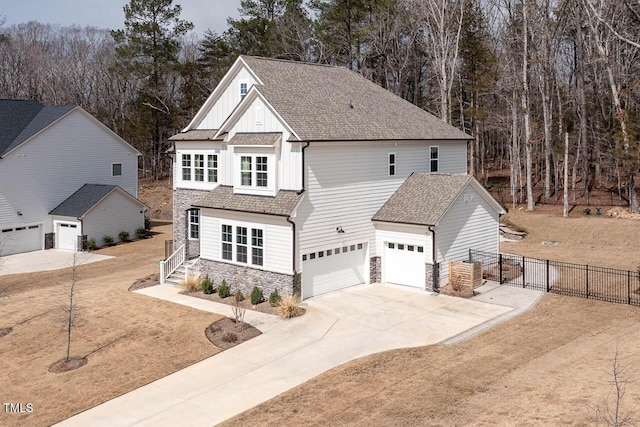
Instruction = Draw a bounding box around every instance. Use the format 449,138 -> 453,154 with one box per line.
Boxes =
195,67 -> 258,131
0,109 -> 138,233
82,191 -> 145,245
200,209 -> 293,275
298,141 -> 458,259
435,184 -> 500,284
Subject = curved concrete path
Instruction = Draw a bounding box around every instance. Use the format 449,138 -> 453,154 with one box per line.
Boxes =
58,282 -> 542,427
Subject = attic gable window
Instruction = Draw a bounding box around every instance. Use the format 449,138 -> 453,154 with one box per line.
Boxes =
240,82 -> 248,99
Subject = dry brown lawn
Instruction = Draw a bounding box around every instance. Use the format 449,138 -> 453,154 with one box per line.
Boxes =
224,206 -> 640,426
0,222 -> 223,427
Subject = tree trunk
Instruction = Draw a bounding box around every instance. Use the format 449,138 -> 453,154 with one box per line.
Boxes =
563,132 -> 569,217
522,0 -> 534,211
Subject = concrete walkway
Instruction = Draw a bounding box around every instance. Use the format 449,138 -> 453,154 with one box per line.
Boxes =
58,282 -> 542,427
0,250 -> 114,276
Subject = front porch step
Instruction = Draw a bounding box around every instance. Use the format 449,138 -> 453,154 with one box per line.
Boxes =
163,259 -> 199,286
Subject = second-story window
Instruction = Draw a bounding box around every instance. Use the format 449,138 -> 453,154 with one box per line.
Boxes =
182,154 -> 191,181
388,153 -> 396,176
256,156 -> 268,187
208,154 -> 218,183
430,146 -> 439,173
194,154 -> 204,182
241,156 -> 252,186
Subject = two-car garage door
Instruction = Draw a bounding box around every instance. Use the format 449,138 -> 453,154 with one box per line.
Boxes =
0,224 -> 43,255
302,243 -> 368,299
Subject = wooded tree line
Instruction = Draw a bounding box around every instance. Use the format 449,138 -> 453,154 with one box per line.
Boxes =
1,0 -> 638,212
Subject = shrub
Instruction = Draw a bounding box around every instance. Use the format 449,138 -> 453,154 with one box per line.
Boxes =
201,275 -> 214,294
218,280 -> 231,298
250,286 -> 264,305
276,293 -> 302,319
269,289 -> 282,307
234,289 -> 245,302
180,274 -> 201,292
102,235 -> 114,246
221,331 -> 238,343
135,227 -> 147,239
119,230 -> 130,242
87,237 -> 97,250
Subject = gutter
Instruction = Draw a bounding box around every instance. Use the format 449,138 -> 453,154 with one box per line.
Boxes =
286,215 -> 297,281
428,225 -> 439,292
297,142 -> 310,195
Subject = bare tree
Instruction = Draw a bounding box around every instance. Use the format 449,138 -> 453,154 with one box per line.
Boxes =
61,252 -> 83,362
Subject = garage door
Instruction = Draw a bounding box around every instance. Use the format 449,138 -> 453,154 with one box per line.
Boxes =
57,223 -> 79,250
0,224 -> 42,255
383,242 -> 425,289
302,242 -> 367,299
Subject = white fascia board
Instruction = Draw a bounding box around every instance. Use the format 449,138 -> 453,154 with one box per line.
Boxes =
469,178 -> 507,215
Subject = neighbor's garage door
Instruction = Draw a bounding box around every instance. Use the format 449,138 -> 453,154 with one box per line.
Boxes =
383,242 -> 425,289
0,224 -> 42,255
302,242 -> 367,299
57,223 -> 79,250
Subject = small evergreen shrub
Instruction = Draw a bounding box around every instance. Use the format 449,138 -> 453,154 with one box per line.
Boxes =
135,227 -> 147,239
250,286 -> 264,305
269,289 -> 282,307
87,237 -> 97,250
234,289 -> 245,302
201,275 -> 214,294
119,230 -> 130,242
103,235 -> 114,246
218,280 -> 231,298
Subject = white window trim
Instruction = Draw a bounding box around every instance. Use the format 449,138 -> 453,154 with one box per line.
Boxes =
240,79 -> 249,99
111,162 -> 123,177
188,209 -> 199,240
429,146 -> 439,173
220,222 -> 265,268
388,153 -> 396,176
234,153 -> 275,196
178,151 -> 220,190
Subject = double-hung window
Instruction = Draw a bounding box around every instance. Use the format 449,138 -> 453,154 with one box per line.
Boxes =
207,154 -> 218,183
430,146 -> 439,172
252,229 -> 263,266
222,225 -> 233,260
241,156 -> 252,186
221,224 -> 264,267
240,82 -> 248,99
256,157 -> 268,187
194,154 -> 204,182
182,154 -> 191,180
238,155 -> 269,189
188,209 -> 199,239
388,153 -> 396,176
236,226 -> 248,263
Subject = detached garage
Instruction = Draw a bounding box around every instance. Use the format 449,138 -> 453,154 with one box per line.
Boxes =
372,173 -> 505,291
49,184 -> 146,250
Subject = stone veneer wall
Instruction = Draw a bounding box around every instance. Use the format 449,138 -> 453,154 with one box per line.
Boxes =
370,256 -> 381,283
200,258 -> 296,297
173,188 -> 209,259
425,262 -> 440,291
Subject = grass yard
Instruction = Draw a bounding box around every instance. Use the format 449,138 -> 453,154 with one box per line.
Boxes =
0,222 -> 223,427
223,206 -> 640,426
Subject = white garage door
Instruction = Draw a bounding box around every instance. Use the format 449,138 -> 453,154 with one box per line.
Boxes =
0,224 -> 42,255
57,223 -> 79,250
302,242 -> 367,299
383,242 -> 426,289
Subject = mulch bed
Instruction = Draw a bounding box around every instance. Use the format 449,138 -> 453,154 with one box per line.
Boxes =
48,357 -> 88,374
0,327 -> 13,338
205,318 -> 262,350
182,290 -> 280,315
128,273 -> 160,291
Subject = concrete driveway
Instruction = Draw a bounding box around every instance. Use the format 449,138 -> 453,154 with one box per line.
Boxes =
0,250 -> 114,276
58,282 -> 542,427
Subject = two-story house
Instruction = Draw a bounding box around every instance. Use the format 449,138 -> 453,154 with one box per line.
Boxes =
0,100 -> 146,255
168,56 -> 504,299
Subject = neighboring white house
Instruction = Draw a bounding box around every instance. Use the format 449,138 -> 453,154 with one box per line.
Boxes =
0,99 -> 145,254
167,55 -> 505,299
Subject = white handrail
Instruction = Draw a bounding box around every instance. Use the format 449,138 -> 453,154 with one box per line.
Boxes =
160,244 -> 185,285
184,258 -> 201,282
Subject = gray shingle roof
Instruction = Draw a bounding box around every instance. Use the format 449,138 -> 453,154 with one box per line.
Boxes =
193,186 -> 302,217
49,184 -> 145,218
372,174 -> 473,226
228,132 -> 282,145
240,56 -> 471,142
169,129 -> 218,141
0,99 -> 75,156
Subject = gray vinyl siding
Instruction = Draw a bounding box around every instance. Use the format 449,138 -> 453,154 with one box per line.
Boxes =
0,109 -> 138,233
298,141 -> 464,260
82,191 -> 145,245
435,185 -> 500,284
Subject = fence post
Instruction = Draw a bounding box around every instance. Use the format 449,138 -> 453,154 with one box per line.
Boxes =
628,271 -> 631,305
546,259 -> 550,292
522,256 -> 526,288
586,265 -> 589,298
469,249 -> 472,261
499,253 -> 503,284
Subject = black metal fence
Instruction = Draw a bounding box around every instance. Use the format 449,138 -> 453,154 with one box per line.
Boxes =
468,249 -> 640,307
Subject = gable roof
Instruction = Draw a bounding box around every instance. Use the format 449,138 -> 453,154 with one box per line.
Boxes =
0,99 -> 75,156
49,184 -> 146,218
373,173 -> 497,226
228,56 -> 471,142
193,186 -> 302,217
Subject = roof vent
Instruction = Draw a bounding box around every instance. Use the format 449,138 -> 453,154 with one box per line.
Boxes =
348,100 -> 354,109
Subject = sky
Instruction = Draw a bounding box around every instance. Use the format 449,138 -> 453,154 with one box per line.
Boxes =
2,0 -> 242,36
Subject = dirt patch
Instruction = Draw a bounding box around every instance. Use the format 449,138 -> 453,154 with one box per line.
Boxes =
439,284 -> 475,298
482,262 -> 523,282
205,318 -> 262,351
0,327 -> 12,338
48,357 -> 88,374
138,177 -> 173,220
128,273 -> 160,292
